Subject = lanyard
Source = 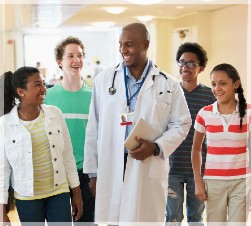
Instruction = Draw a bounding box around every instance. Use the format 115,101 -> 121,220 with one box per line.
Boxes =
123,62 -> 151,110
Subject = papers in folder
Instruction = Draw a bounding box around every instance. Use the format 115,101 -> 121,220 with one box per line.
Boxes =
124,118 -> 159,151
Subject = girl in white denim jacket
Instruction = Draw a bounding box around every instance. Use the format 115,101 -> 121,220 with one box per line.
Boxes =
0,67 -> 83,225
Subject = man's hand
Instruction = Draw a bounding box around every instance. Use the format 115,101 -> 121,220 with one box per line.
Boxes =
89,177 -> 97,198
129,136 -> 155,160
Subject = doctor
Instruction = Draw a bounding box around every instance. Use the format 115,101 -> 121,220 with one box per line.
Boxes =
83,23 -> 192,225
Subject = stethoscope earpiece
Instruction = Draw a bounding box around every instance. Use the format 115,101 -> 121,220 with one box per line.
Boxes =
109,87 -> 116,95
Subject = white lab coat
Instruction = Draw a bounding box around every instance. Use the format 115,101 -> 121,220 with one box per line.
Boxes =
83,62 -> 191,225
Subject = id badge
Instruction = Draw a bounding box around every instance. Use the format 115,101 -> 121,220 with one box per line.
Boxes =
120,112 -> 134,126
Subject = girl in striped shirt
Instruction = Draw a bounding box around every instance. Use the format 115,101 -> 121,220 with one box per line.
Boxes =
192,63 -> 250,224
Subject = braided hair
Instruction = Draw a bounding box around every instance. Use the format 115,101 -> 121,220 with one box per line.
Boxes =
210,63 -> 246,129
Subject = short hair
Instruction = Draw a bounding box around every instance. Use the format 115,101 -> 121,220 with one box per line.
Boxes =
122,23 -> 150,42
176,42 -> 208,67
54,36 -> 85,61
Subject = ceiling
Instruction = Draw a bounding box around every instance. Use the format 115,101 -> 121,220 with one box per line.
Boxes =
1,0 -> 248,32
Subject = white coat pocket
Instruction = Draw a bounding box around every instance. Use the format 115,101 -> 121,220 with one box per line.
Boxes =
149,156 -> 168,179
5,135 -> 22,166
155,101 -> 170,109
153,99 -> 172,125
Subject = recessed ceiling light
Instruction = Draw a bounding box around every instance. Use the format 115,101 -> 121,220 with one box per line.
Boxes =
136,15 -> 153,22
44,0 -> 60,2
43,0 -> 60,3
126,0 -> 163,5
91,22 -> 115,28
103,7 -> 127,14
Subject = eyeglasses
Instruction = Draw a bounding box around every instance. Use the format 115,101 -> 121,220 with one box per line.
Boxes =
177,61 -> 200,69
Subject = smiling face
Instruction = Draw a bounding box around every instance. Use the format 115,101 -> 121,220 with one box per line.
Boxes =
178,52 -> 204,82
119,27 -> 149,69
211,70 -> 240,104
17,72 -> 46,106
58,43 -> 84,78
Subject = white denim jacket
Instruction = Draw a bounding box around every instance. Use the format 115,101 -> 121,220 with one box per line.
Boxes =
0,104 -> 79,204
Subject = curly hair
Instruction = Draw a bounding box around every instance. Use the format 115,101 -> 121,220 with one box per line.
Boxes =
54,36 -> 85,65
176,42 -> 208,67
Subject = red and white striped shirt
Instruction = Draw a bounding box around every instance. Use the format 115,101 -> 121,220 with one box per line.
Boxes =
194,101 -> 251,180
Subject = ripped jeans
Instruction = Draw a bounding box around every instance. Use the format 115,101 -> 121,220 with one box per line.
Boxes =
166,174 -> 205,226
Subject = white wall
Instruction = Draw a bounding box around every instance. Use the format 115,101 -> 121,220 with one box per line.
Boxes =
0,4 -> 5,73
208,4 -> 248,97
1,4 -> 249,96
67,28 -> 121,78
1,27 -> 121,81
148,4 -> 248,99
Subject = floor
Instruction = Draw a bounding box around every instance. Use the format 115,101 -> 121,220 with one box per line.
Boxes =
7,207 -> 21,226
7,205 -> 251,226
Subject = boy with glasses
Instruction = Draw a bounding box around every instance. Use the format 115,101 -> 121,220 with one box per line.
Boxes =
166,42 -> 215,226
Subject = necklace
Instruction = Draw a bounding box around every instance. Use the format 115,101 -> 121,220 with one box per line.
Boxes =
18,106 -> 41,121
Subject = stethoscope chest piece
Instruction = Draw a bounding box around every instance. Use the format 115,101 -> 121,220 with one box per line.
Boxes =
109,87 -> 116,95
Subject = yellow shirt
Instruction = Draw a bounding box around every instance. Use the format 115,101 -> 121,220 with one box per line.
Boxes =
15,110 -> 69,200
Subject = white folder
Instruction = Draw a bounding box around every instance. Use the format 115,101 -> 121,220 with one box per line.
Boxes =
124,118 -> 159,151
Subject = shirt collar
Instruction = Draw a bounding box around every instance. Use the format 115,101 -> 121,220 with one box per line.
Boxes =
6,104 -> 57,126
125,59 -> 151,83
212,100 -> 239,114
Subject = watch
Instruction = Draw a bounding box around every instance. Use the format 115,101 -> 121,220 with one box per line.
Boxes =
153,143 -> 160,156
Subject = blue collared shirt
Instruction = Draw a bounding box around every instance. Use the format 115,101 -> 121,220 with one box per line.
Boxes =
125,60 -> 151,151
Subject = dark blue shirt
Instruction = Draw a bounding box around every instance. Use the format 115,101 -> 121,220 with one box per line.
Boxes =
169,83 -> 216,175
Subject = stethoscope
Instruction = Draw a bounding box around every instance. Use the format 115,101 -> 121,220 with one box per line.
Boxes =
108,64 -> 120,95
108,63 -> 171,95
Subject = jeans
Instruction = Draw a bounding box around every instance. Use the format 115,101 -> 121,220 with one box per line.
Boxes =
16,192 -> 72,226
166,174 -> 205,226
